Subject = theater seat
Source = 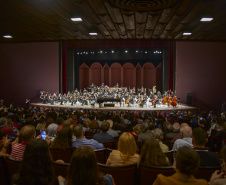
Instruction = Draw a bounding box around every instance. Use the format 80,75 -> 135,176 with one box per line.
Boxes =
195,166 -> 221,181
0,156 -> 9,185
5,156 -> 21,184
98,163 -> 137,185
49,148 -> 74,163
139,165 -> 175,185
52,161 -> 70,178
95,148 -> 107,164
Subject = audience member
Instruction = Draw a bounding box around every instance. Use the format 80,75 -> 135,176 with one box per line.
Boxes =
86,119 -> 101,134
193,127 -> 221,166
72,124 -> 104,150
153,146 -> 208,185
106,120 -> 119,137
140,137 -> 170,167
47,117 -> 62,136
106,132 -> 139,166
210,146 -> 226,185
137,120 -> 155,143
153,128 -> 169,152
0,117 -> 15,136
172,125 -> 193,151
58,146 -> 115,185
93,122 -> 114,142
11,125 -> 36,160
165,122 -> 180,139
50,126 -> 72,149
13,139 -> 58,185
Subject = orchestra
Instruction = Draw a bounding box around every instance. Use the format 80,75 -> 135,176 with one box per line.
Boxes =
39,84 -> 178,108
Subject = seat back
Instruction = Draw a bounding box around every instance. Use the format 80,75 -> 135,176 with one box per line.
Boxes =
164,150 -> 176,165
102,141 -> 114,149
106,148 -> 112,159
0,156 -> 9,185
139,165 -> 175,185
98,163 -> 137,185
5,157 -> 21,183
95,149 -> 107,164
85,132 -> 95,139
50,148 -> 73,163
195,166 -> 221,181
52,162 -> 70,178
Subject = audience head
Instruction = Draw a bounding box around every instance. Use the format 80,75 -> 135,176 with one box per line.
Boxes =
89,120 -> 99,129
140,137 -> 170,167
100,121 -> 110,132
0,117 -> 7,126
106,119 -> 113,128
192,127 -> 207,147
175,146 -> 200,175
19,125 -> 36,142
67,146 -> 105,185
180,125 -> 192,138
56,117 -> 64,125
72,124 -> 84,139
172,122 -> 180,132
51,126 -> 72,149
133,124 -> 141,135
118,132 -> 137,164
14,139 -> 56,185
140,122 -> 149,133
153,128 -> 164,141
112,122 -> 120,130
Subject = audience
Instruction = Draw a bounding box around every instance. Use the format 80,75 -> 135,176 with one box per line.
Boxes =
11,125 -> 36,160
0,117 -> 15,136
50,126 -> 72,149
93,121 -> 114,142
72,124 -> 104,150
172,124 -> 193,151
153,146 -> 208,185
128,124 -> 141,138
59,146 -> 115,185
137,120 -> 155,142
140,137 -> 170,167
192,127 -> 221,166
106,119 -> 119,137
165,122 -> 180,139
106,132 -> 139,166
153,128 -> 169,152
13,139 -> 58,185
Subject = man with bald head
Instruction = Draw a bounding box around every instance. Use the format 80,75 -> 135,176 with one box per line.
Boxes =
172,124 -> 193,151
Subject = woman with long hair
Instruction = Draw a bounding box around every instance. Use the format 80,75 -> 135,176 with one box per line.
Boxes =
106,132 -> 139,166
140,137 -> 170,167
50,126 -> 72,149
13,139 -> 58,185
59,146 -> 114,185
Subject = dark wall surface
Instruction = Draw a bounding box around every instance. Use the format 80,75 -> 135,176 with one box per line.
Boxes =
176,41 -> 226,111
0,42 -> 59,106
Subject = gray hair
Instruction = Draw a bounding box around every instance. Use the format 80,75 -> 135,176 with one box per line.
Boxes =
140,122 -> 149,133
180,125 -> 192,138
0,117 -> 7,126
153,128 -> 163,141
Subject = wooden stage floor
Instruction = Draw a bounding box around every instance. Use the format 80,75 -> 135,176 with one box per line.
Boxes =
30,102 -> 198,112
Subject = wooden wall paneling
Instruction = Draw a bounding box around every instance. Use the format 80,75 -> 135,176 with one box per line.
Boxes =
90,62 -> 102,86
110,62 -> 122,87
123,62 -> 134,89
103,63 -> 109,86
136,64 -> 142,89
79,63 -> 89,90
143,62 -> 156,90
156,62 -> 163,92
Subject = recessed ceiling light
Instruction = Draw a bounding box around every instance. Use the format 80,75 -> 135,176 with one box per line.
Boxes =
183,32 -> 192,35
70,17 -> 82,21
89,32 -> 98,35
3,35 -> 12,38
200,17 -> 213,22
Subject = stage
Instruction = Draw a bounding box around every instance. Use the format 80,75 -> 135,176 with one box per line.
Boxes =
30,101 -> 198,112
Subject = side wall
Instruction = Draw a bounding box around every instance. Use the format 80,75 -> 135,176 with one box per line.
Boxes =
176,41 -> 226,111
0,42 -> 59,106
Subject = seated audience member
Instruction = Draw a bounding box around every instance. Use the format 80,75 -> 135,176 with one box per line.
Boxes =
0,117 -> 15,136
47,117 -> 62,137
153,146 -> 208,185
36,117 -> 46,131
165,122 -> 180,139
171,123 -> 189,142
128,124 -> 141,138
58,146 -> 115,185
153,128 -> 169,152
192,127 -> 221,166
56,117 -> 64,132
137,120 -> 155,143
86,119 -> 101,134
0,131 -> 11,156
93,122 -> 114,142
72,124 -> 104,150
209,146 -> 226,185
11,125 -> 36,160
13,139 -> 58,185
50,126 -> 72,149
140,137 -> 170,167
107,120 -> 119,137
112,122 -> 121,134
106,132 -> 139,166
172,125 -> 193,151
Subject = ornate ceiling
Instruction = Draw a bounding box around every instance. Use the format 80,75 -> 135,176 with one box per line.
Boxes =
0,0 -> 225,43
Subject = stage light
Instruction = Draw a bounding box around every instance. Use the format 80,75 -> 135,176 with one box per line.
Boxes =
125,50 -> 128,53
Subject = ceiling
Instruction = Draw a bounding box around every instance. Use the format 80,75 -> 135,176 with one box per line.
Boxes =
0,0 -> 226,43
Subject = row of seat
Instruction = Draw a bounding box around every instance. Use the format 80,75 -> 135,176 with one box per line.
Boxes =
0,156 -> 221,185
